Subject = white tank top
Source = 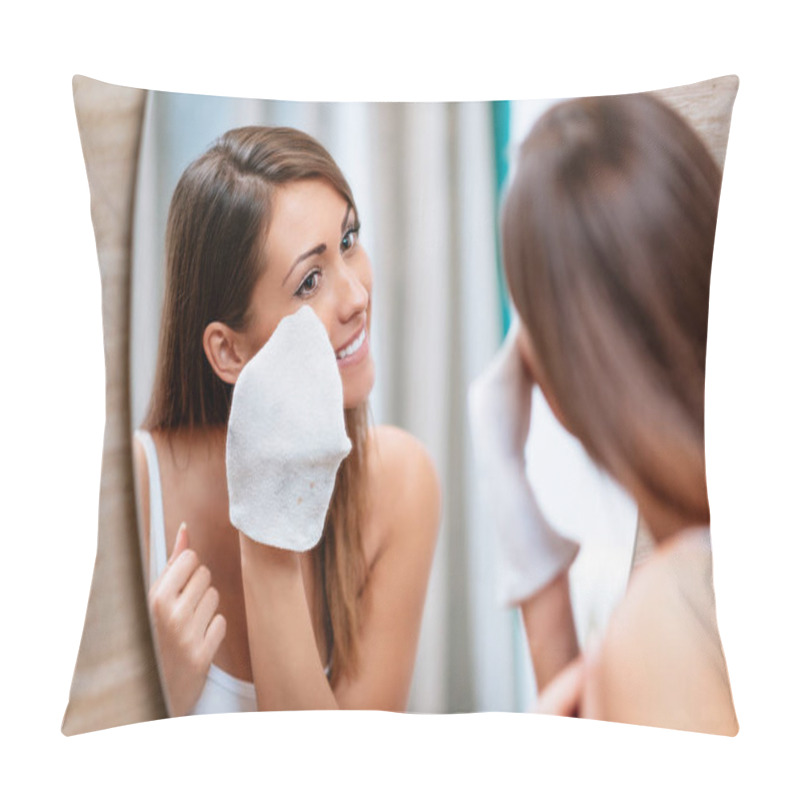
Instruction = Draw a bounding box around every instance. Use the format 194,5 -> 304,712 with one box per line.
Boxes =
135,430 -> 258,715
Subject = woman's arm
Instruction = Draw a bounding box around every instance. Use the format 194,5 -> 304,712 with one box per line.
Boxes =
519,571 -> 580,694
240,539 -> 338,709
240,425 -> 440,711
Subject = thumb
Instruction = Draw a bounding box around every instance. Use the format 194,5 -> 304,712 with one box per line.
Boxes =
168,522 -> 189,565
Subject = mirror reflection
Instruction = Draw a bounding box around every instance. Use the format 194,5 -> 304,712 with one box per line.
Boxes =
129,92 -> 639,717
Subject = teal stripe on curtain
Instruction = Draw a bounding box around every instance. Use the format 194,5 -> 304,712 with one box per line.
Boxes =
493,99 -> 530,711
491,100 -> 512,337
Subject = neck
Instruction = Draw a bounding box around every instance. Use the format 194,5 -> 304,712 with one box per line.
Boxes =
637,492 -> 708,544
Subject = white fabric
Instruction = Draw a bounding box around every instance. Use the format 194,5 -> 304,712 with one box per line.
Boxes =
133,429 -> 168,590
134,429 -> 258,715
226,306 -> 352,551
190,664 -> 258,716
468,321 -> 580,607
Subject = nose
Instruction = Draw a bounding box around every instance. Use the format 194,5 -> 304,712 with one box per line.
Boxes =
335,262 -> 369,323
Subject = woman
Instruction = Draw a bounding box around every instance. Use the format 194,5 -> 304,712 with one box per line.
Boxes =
133,126 -> 440,715
471,93 -> 738,734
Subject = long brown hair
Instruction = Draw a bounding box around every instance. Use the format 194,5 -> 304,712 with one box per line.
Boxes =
502,94 -> 722,529
145,126 -> 368,683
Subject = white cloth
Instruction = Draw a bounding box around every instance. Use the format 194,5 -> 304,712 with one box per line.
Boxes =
134,429 -> 258,715
226,306 -> 352,551
468,321 -> 579,606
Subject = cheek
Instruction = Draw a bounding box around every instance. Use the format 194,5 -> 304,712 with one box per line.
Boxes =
302,298 -> 337,342
342,355 -> 376,410
240,279 -> 288,359
243,322 -> 273,361
356,252 -> 373,297
359,256 -> 374,324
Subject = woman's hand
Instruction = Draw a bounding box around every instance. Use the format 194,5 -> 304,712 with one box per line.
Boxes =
226,306 -> 351,551
148,523 -> 227,717
239,537 -> 339,710
534,655 -> 586,717
227,308 -> 349,709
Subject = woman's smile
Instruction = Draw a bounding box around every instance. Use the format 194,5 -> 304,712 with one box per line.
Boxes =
335,323 -> 369,366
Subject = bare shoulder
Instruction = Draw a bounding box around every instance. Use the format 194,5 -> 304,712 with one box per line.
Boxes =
367,425 -> 439,494
583,536 -> 738,735
363,425 -> 441,561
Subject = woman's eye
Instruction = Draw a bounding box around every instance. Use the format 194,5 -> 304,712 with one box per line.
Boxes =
341,226 -> 359,252
295,270 -> 320,298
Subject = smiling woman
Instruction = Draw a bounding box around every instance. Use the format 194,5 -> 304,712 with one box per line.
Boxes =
227,178 -> 376,409
133,126 -> 440,715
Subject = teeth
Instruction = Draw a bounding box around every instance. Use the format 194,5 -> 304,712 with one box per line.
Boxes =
336,328 -> 366,360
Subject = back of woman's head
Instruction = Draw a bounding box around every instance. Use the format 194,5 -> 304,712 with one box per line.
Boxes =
502,93 -> 722,525
146,126 -> 356,430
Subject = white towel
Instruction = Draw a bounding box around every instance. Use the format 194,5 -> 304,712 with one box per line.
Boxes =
468,320 -> 579,606
226,306 -> 352,551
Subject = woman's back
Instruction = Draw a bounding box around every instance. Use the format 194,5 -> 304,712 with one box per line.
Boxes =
581,528 -> 738,735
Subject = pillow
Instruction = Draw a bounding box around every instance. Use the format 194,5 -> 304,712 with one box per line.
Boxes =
63,75 -> 739,734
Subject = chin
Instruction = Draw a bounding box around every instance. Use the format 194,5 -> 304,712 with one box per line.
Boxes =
343,359 -> 375,410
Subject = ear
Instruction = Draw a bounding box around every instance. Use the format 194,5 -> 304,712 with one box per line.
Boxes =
203,321 -> 248,385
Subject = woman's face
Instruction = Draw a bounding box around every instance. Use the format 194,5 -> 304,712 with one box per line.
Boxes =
242,178 -> 375,409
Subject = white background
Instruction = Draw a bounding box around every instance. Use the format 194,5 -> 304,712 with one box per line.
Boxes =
3,1 -> 798,797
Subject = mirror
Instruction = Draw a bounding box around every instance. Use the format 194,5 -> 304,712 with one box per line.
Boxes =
128,90 -> 639,715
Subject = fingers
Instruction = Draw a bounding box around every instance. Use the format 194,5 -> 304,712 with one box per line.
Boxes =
202,614 -> 227,663
169,521 -> 189,565
154,547 -> 202,603
193,583 -> 221,633
180,561 -> 213,613
147,521 -> 226,712
150,522 -> 195,599
150,526 -> 207,627
188,588 -> 226,668
535,656 -> 586,717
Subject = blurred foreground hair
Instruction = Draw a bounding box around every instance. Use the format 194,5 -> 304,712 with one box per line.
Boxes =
502,94 -> 722,527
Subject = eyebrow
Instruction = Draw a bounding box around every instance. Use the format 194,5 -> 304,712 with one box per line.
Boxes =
281,203 -> 355,287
